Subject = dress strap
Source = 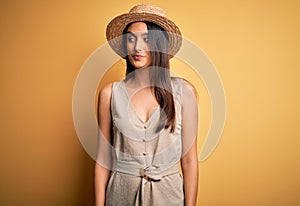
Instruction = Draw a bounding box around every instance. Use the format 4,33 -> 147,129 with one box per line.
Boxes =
171,77 -> 183,105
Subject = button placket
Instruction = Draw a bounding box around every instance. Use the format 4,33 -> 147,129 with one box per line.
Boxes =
143,123 -> 147,156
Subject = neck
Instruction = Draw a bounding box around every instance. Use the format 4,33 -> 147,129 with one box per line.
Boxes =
131,68 -> 151,88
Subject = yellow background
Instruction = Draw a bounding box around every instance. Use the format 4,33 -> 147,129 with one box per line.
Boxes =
1,0 -> 299,205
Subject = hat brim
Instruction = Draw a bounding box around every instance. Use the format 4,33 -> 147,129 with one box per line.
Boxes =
106,12 -> 182,58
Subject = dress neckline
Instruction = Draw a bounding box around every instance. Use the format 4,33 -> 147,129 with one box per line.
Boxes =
121,80 -> 160,124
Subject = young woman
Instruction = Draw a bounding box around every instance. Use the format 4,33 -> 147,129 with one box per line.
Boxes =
95,4 -> 199,206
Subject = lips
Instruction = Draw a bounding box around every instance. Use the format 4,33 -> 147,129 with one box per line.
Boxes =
133,54 -> 145,61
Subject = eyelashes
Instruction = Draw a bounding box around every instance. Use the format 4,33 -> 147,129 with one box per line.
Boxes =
127,36 -> 136,43
127,35 -> 149,43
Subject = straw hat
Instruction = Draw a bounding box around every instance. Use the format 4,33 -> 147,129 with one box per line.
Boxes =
106,4 -> 182,58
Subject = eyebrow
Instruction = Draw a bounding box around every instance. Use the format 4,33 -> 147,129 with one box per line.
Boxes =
126,31 -> 148,37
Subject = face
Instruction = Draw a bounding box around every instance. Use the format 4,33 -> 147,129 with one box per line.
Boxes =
126,22 -> 152,69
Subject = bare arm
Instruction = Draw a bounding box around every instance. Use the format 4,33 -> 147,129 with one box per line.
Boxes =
95,83 -> 113,206
181,80 -> 199,206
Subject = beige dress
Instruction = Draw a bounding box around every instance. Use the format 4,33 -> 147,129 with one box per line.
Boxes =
106,77 -> 184,206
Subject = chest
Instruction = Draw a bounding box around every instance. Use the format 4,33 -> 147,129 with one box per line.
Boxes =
129,87 -> 159,123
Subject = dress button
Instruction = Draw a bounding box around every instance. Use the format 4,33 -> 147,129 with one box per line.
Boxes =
142,138 -> 146,142
142,152 -> 147,156
144,125 -> 147,129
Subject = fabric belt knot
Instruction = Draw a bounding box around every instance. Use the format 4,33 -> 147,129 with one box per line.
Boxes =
113,160 -> 179,181
140,165 -> 163,181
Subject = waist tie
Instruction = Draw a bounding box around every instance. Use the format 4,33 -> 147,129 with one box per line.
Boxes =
113,160 -> 179,181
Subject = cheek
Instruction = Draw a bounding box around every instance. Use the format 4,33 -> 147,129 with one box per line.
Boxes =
126,43 -> 134,53
127,55 -> 134,65
147,52 -> 152,62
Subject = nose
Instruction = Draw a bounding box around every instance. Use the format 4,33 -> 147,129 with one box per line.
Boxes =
134,38 -> 144,52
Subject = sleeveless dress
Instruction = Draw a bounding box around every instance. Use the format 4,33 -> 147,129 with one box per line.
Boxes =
106,77 -> 184,206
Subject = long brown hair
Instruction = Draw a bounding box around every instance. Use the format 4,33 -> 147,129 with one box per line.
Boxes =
122,22 -> 176,132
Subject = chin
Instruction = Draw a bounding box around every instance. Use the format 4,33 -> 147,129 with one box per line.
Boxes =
134,65 -> 146,69
133,62 -> 149,69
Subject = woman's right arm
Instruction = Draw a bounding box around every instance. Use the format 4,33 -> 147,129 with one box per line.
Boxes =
95,83 -> 113,206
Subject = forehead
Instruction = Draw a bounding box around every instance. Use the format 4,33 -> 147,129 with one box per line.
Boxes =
127,22 -> 148,33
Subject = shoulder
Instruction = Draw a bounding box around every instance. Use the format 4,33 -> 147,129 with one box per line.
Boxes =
172,77 -> 197,98
182,78 -> 197,97
98,82 -> 114,102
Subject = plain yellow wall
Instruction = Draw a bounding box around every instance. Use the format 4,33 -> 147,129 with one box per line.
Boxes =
1,0 -> 299,205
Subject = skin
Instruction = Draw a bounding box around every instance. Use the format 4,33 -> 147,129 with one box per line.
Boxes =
126,22 -> 152,70
125,22 -> 159,123
181,81 -> 199,206
95,22 -> 198,206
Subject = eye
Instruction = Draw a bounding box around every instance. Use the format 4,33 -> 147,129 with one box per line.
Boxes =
144,37 -> 149,42
127,36 -> 136,43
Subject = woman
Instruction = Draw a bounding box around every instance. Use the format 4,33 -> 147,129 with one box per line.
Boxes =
95,4 -> 199,206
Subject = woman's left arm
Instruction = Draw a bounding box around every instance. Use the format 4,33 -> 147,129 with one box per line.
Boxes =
181,80 -> 199,206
